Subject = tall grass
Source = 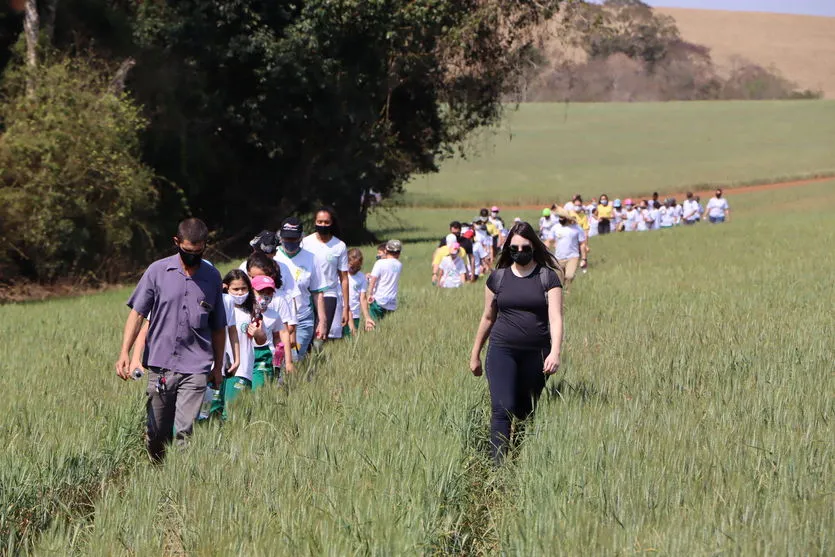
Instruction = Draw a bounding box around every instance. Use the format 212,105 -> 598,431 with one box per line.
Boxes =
3,183 -> 833,554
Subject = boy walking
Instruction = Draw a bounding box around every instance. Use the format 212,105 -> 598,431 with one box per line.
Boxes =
367,240 -> 403,322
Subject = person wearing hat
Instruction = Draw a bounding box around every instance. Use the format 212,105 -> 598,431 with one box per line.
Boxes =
539,208 -> 556,250
612,198 -> 624,231
552,207 -> 586,291
437,242 -> 467,288
474,215 -> 495,273
432,233 -> 467,285
488,206 -> 505,257
368,240 -> 403,321
238,230 -> 278,273
274,217 -> 327,360
622,199 -> 638,232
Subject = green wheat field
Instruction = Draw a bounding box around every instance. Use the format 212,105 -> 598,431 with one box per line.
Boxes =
1,102 -> 833,555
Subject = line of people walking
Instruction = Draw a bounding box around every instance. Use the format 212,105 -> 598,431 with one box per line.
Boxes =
115,209 -> 404,461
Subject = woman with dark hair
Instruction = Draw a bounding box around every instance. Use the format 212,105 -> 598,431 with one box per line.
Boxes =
302,206 -> 353,338
469,221 -> 564,463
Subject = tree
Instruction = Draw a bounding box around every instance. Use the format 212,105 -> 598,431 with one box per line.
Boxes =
130,0 -> 563,243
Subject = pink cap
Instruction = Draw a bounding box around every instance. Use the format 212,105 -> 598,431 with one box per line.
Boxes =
250,275 -> 276,292
491,206 -> 499,212
624,198 -> 634,205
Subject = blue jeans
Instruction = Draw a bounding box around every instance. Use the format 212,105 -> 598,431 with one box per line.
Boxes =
709,215 -> 726,224
295,316 -> 315,360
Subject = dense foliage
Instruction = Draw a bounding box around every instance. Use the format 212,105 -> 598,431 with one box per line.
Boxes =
0,55 -> 157,282
0,0 -> 561,282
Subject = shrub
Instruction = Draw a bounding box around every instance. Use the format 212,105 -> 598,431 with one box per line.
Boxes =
0,55 -> 157,283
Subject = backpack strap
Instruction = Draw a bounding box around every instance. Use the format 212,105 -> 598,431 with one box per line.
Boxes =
492,267 -> 507,297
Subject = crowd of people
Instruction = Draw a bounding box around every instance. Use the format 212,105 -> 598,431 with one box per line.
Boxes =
116,190 -> 730,463
431,188 -> 730,293
115,210 -> 403,461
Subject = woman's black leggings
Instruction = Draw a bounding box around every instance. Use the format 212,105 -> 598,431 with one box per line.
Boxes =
485,343 -> 548,463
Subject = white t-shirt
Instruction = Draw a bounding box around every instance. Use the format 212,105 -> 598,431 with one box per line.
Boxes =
659,207 -> 675,227
674,204 -> 684,223
439,256 -> 466,288
223,296 -> 283,381
274,248 -> 322,322
302,234 -> 349,298
347,271 -> 368,319
624,209 -> 638,231
587,215 -> 599,237
369,257 -> 403,310
706,197 -> 729,218
682,199 -> 700,222
553,223 -> 584,260
328,292 -> 344,339
650,208 -> 661,229
473,241 -> 489,274
636,209 -> 650,231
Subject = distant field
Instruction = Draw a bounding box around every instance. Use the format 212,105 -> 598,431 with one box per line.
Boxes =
657,8 -> 835,99
400,101 -> 835,207
5,180 -> 833,554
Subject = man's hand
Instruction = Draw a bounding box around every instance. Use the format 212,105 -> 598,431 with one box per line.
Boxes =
315,322 -> 328,341
209,364 -> 223,390
116,351 -> 132,381
365,318 -> 376,331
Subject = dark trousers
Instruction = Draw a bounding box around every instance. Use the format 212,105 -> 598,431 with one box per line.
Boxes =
485,343 -> 548,463
598,219 -> 611,235
146,369 -> 207,462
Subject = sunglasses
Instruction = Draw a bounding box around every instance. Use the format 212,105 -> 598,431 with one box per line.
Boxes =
509,245 -> 533,254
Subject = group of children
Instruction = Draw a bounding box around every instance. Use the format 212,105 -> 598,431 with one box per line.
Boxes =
542,190 -> 730,240
428,190 -> 730,293
202,214 -> 404,420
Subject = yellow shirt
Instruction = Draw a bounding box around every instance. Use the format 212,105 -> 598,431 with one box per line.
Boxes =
485,222 -> 499,237
574,211 -> 589,232
432,245 -> 466,267
597,204 -> 613,219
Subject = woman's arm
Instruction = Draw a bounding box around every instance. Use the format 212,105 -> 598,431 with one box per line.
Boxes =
543,287 -> 564,374
436,267 -> 445,288
469,286 -> 498,376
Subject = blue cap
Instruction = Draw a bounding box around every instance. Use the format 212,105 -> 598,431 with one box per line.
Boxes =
613,199 -> 622,208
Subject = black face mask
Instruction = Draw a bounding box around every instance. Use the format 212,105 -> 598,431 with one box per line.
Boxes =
178,247 -> 203,268
716,193 -> 722,198
315,224 -> 332,236
282,241 -> 301,254
510,249 -> 533,266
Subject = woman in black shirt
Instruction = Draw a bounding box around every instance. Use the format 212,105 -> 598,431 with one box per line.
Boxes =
469,221 -> 564,463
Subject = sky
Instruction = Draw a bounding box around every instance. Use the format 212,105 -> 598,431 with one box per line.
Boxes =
646,0 -> 835,17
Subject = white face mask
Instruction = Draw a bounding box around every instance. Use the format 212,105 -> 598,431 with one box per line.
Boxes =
231,293 -> 248,306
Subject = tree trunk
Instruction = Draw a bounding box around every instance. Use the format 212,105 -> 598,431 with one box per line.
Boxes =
23,0 -> 38,97
109,57 -> 136,94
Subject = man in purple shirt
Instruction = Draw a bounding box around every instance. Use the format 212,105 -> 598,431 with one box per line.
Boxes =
115,218 -> 226,461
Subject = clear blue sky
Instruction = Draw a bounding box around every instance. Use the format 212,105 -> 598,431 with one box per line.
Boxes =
646,0 -> 835,17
